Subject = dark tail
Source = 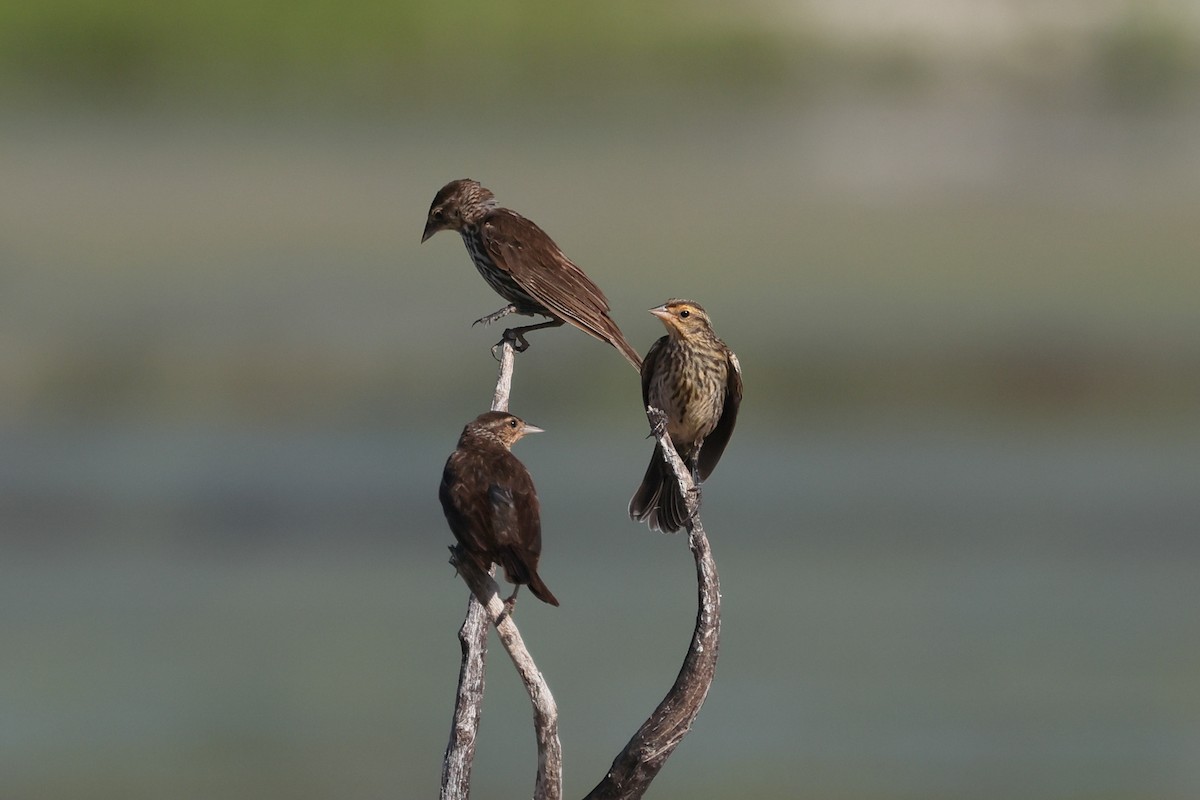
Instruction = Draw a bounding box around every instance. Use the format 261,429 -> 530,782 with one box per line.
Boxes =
628,444 -> 690,533
588,312 -> 642,371
525,571 -> 560,607
500,549 -> 560,606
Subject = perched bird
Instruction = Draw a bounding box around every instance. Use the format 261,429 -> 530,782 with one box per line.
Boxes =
421,178 -> 642,370
439,410 -> 559,606
630,300 -> 742,533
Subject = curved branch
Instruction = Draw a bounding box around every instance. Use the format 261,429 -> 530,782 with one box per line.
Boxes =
583,411 -> 722,800
440,348 -> 720,800
440,338 -> 563,800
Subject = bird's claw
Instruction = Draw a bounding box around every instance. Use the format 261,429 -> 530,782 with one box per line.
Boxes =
495,591 -> 519,624
646,407 -> 669,439
685,484 -> 702,519
489,328 -> 530,362
503,328 -> 531,352
473,304 -> 517,327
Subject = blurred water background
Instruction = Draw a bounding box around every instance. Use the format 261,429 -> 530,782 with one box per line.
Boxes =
3,1 -> 1200,798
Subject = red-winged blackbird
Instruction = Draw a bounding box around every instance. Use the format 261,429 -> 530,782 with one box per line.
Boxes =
421,178 -> 642,370
629,300 -> 742,533
439,410 -> 559,606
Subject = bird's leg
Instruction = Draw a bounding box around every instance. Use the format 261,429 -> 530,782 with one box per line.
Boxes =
490,318 -> 564,358
504,319 -> 564,352
473,304 -> 518,327
683,455 -> 703,523
683,484 -> 703,523
496,586 -> 520,624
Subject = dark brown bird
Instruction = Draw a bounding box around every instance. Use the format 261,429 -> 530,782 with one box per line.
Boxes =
629,300 -> 742,533
439,410 -> 559,606
421,178 -> 642,370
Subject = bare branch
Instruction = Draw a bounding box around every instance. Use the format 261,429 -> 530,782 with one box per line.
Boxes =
439,586 -> 489,800
452,551 -> 563,800
441,338 -> 562,800
490,337 -> 516,413
583,410 -> 722,800
441,345 -> 720,800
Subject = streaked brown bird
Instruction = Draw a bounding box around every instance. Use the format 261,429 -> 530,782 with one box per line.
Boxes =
421,178 -> 642,370
629,300 -> 742,533
439,410 -> 559,606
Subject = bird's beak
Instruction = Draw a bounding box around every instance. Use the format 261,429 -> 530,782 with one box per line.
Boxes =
649,305 -> 674,326
420,220 -> 437,243
522,424 -> 545,434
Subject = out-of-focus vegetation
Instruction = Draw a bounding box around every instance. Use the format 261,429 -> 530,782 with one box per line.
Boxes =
1,0 -> 1199,107
1094,6 -> 1200,104
0,0 -> 798,103
3,2 -> 1199,429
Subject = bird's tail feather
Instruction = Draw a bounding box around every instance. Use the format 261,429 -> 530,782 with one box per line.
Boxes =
628,445 -> 689,533
501,550 -> 560,606
610,331 -> 643,371
525,572 -> 560,606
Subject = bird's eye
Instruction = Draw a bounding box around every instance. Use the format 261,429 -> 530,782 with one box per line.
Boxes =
509,419 -> 518,428
432,208 -> 445,220
679,309 -> 690,318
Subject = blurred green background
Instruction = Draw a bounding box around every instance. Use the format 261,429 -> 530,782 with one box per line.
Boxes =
3,1 -> 1199,798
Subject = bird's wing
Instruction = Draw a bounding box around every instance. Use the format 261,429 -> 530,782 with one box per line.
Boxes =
486,456 -> 542,554
487,484 -> 518,546
641,336 -> 668,410
439,458 -> 494,565
489,472 -> 548,596
480,210 -> 623,346
696,349 -> 742,481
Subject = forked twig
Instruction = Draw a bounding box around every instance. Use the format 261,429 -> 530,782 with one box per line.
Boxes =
440,339 -> 562,800
440,347 -> 722,800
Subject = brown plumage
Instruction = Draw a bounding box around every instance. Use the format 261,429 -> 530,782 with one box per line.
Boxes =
421,178 -> 642,370
629,300 -> 742,533
439,411 -> 559,606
